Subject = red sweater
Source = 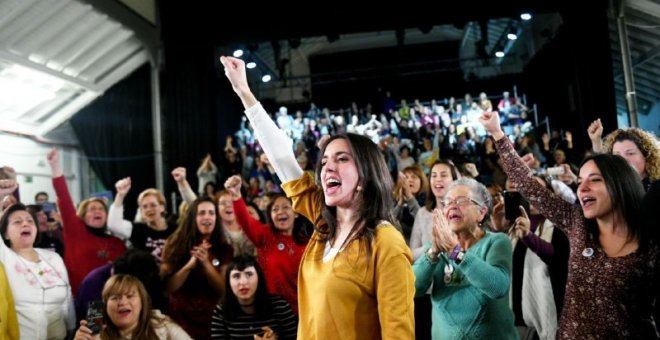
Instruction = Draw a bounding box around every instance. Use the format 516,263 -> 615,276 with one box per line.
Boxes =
53,176 -> 126,295
233,199 -> 307,313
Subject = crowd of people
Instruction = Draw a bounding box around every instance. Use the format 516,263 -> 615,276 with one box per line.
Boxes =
0,54 -> 657,339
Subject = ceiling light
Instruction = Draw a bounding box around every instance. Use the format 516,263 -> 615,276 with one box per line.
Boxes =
520,13 -> 532,21
233,49 -> 244,58
507,33 -> 518,40
246,62 -> 256,69
495,51 -> 505,58
261,74 -> 271,83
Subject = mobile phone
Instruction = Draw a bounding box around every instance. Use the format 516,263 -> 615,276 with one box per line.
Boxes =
86,300 -> 105,334
41,201 -> 57,214
503,191 -> 530,221
546,166 -> 565,177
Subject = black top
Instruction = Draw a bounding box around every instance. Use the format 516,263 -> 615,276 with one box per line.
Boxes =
211,296 -> 298,340
130,221 -> 177,260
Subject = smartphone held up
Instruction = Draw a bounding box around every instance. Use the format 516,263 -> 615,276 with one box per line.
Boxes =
86,300 -> 105,334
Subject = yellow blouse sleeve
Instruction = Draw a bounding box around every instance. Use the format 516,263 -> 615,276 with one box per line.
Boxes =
281,172 -> 325,227
374,226 -> 416,339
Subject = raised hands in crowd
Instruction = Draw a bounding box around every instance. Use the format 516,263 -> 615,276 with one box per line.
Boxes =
224,175 -> 242,201
587,118 -> 603,152
113,177 -> 131,205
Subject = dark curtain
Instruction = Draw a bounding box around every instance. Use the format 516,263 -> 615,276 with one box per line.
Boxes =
524,4 -> 616,155
161,44 -> 244,198
71,64 -> 154,219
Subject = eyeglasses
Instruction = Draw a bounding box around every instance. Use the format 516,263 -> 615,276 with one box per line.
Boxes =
217,200 -> 233,207
440,196 -> 482,208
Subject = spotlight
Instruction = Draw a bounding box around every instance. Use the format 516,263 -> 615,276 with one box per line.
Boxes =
520,13 -> 532,21
495,51 -> 505,58
507,33 -> 517,40
262,74 -> 272,83
233,49 -> 244,58
246,62 -> 256,69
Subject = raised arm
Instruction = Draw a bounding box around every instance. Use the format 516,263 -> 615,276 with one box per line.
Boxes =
171,167 -> 197,205
220,56 -> 303,183
479,112 -> 582,231
225,175 -> 267,246
587,118 -> 604,153
47,149 -> 81,233
0,179 -> 18,256
108,177 -> 133,239
0,178 -> 17,209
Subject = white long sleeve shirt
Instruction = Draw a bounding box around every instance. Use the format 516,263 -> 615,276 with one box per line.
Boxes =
244,103 -> 303,183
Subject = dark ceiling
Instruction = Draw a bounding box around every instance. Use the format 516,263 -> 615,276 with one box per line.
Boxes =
159,3 -> 570,46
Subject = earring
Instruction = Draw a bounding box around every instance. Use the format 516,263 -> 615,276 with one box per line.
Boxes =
356,185 -> 363,192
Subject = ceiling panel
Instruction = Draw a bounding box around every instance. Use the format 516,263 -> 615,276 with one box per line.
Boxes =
0,0 -> 149,140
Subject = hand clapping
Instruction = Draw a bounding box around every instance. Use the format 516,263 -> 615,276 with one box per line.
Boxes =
431,208 -> 458,254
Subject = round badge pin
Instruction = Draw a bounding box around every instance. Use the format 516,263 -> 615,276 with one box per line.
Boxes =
582,248 -> 594,257
443,264 -> 454,284
277,243 -> 285,251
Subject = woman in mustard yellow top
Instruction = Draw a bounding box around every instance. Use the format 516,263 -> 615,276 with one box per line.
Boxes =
221,56 -> 415,340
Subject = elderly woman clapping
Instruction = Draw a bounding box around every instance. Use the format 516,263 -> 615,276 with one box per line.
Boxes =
413,178 -> 518,339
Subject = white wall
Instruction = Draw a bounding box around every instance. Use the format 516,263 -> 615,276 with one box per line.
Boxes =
0,133 -> 88,206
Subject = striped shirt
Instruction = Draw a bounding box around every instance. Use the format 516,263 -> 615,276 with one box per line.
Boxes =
210,295 -> 297,339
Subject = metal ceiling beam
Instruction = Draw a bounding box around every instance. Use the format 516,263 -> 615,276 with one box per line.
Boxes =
613,80 -> 657,99
626,0 -> 660,20
613,43 -> 660,78
0,50 -> 93,89
614,0 -> 639,127
79,0 -> 159,61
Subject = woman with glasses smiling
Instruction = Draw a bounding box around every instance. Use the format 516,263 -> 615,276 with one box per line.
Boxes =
108,178 -> 177,262
413,178 -> 518,339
